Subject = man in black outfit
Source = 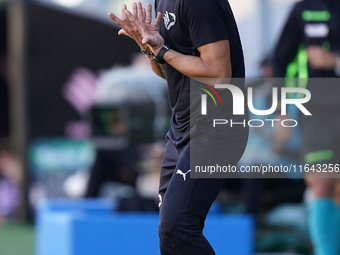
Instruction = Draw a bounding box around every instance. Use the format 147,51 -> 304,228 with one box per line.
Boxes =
109,1 -> 248,254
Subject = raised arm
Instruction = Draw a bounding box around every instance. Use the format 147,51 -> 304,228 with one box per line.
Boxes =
108,3 -> 166,79
125,4 -> 232,81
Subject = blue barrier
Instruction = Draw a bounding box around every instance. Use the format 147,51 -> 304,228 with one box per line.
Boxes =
36,199 -> 254,255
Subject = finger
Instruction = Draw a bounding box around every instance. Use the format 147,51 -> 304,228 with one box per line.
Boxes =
146,3 -> 152,23
118,29 -> 128,36
121,4 -> 128,21
125,9 -> 142,28
137,2 -> 144,22
108,12 -> 124,26
125,9 -> 146,35
153,12 -> 162,27
142,37 -> 150,44
143,8 -> 147,21
132,2 -> 137,17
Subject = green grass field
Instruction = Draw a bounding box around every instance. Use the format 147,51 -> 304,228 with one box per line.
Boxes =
0,224 -> 35,255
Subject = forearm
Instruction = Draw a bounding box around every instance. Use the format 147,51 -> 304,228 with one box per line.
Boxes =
141,47 -> 166,79
121,8 -> 231,81
150,60 -> 167,80
163,49 -> 231,79
149,48 -> 227,81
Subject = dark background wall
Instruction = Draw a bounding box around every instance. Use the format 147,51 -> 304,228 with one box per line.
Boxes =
26,3 -> 139,138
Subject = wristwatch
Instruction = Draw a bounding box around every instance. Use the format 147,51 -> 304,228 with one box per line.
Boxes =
153,44 -> 170,64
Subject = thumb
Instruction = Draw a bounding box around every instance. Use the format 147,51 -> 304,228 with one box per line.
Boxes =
142,38 -> 150,44
118,29 -> 128,36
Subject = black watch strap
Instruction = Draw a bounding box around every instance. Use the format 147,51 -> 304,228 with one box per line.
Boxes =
153,44 -> 170,64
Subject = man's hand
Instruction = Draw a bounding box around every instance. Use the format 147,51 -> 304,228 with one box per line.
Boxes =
108,2 -> 161,54
272,115 -> 293,153
124,2 -> 164,55
307,46 -> 337,70
108,3 -> 166,79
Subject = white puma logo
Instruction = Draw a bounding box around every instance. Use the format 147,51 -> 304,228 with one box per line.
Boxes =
163,11 -> 176,30
176,169 -> 191,181
158,194 -> 162,207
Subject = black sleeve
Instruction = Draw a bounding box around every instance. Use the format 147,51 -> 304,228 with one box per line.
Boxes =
273,4 -> 303,78
181,0 -> 229,49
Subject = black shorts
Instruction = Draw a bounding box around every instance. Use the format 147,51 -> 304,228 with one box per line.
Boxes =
300,111 -> 340,166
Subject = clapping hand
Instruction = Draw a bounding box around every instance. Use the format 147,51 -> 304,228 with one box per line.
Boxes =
108,2 -> 163,55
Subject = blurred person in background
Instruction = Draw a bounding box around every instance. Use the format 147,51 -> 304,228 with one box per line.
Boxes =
0,150 -> 22,223
273,0 -> 340,254
0,7 -> 22,223
85,53 -> 167,203
233,56 -> 304,222
85,146 -> 139,198
61,50 -> 167,201
116,142 -> 163,212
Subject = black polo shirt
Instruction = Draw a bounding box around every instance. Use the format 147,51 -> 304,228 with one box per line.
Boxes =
155,0 -> 245,135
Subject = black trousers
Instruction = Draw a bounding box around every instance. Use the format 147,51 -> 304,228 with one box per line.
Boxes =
158,124 -> 248,255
